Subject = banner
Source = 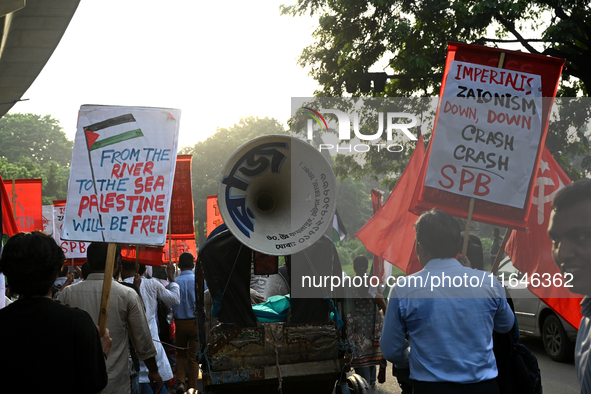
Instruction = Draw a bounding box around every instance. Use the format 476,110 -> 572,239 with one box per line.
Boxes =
121,245 -> 164,267
3,179 -> 43,232
61,105 -> 181,245
207,195 -> 223,237
120,240 -> 198,266
411,42 -> 564,230
163,237 -> 198,263
53,200 -> 88,259
170,155 -> 195,237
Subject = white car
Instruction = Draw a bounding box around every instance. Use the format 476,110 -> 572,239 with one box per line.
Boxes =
497,257 -> 578,362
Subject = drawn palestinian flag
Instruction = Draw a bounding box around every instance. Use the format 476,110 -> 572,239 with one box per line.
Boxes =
84,114 -> 144,151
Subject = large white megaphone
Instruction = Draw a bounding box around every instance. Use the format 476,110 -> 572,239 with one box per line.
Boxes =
218,135 -> 337,256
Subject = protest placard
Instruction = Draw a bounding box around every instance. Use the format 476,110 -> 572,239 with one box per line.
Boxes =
53,200 -> 87,258
42,205 -> 53,236
424,60 -> 542,208
61,105 -> 181,245
411,43 -> 564,230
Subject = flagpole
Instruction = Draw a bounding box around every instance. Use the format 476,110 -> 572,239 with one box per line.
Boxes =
11,179 -> 16,221
83,129 -> 105,242
461,198 -> 475,257
491,228 -> 513,274
135,245 -> 140,273
461,52 -> 506,257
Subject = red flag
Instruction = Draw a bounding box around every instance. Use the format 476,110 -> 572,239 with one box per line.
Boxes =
1,175 -> 18,242
3,179 -> 43,232
355,135 -> 425,274
505,147 -> 583,329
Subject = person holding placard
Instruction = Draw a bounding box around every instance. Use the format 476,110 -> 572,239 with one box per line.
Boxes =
59,242 -> 163,394
381,209 -> 514,394
548,179 -> 591,394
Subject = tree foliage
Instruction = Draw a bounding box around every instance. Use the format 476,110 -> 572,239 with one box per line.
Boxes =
282,0 -> 591,96
0,114 -> 73,204
283,0 -> 591,182
0,114 -> 73,166
180,117 -> 288,245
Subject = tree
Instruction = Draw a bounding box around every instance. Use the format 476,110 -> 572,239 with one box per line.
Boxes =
0,114 -> 73,204
0,114 -> 73,166
180,117 -> 288,245
282,0 -> 591,96
283,0 -> 591,182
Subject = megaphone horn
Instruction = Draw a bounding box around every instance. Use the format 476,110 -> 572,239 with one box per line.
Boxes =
218,135 -> 337,255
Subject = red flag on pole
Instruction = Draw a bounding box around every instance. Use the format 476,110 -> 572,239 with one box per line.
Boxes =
355,135 -> 426,274
505,147 -> 583,329
3,179 -> 43,232
1,175 -> 18,243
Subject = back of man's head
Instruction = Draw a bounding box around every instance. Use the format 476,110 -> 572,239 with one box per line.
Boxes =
353,255 -> 369,275
466,234 -> 484,270
552,179 -> 591,212
87,242 -> 121,272
414,209 -> 461,259
121,261 -> 136,273
178,252 -> 195,270
0,231 -> 65,298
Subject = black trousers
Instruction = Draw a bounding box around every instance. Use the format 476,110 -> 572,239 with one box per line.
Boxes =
412,379 -> 500,394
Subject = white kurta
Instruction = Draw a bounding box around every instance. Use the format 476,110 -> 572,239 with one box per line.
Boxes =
124,277 -> 180,383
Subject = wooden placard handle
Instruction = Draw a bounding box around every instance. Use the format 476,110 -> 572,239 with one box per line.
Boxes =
98,243 -> 117,337
461,198 -> 476,256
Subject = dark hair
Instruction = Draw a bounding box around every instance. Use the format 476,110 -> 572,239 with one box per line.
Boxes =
81,262 -> 92,280
121,261 -> 136,273
466,234 -> 484,270
552,179 -> 591,212
0,232 -> 65,298
87,242 -> 121,271
178,252 -> 195,269
353,255 -> 369,275
414,209 -> 461,258
151,266 -> 167,280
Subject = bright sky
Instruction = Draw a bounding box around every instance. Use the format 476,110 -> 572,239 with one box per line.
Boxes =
8,0 -> 320,150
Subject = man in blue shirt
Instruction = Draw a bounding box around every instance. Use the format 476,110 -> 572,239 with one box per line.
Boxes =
381,209 -> 514,394
172,252 -> 199,393
548,179 -> 591,394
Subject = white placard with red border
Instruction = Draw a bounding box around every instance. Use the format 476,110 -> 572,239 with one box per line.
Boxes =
424,60 -> 542,208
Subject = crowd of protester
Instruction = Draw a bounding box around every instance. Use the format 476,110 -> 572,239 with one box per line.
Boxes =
1,179 -> 590,393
